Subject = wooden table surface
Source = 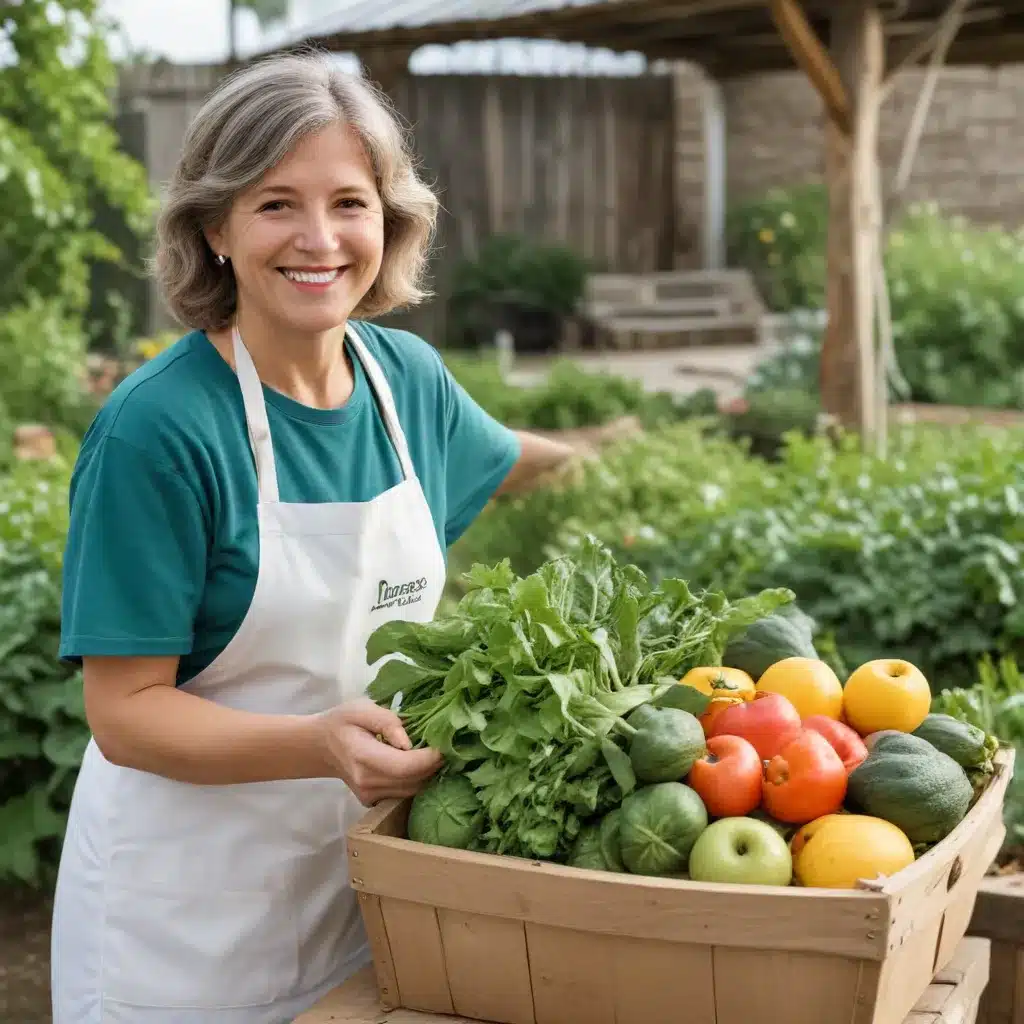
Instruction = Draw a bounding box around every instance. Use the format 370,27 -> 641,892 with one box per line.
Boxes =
293,936 -> 991,1024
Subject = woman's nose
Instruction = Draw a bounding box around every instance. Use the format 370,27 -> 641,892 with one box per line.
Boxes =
294,209 -> 339,253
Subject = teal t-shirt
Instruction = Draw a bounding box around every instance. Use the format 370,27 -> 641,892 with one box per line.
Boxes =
59,323 -> 521,685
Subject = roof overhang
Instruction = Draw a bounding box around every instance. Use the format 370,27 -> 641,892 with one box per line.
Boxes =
290,1 -> 1024,77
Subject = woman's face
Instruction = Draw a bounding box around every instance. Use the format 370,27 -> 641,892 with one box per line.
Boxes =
208,122 -> 384,337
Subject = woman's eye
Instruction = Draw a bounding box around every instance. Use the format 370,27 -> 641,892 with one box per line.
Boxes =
259,200 -> 287,213
338,198 -> 366,210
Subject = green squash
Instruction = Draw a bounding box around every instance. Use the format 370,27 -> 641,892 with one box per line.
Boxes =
619,783 -> 708,876
628,706 -> 706,784
598,808 -> 625,872
722,603 -> 818,681
912,714 -> 998,769
846,732 -> 974,844
407,775 -> 484,849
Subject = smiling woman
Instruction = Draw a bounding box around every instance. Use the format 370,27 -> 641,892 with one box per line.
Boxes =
49,52 -> 574,1024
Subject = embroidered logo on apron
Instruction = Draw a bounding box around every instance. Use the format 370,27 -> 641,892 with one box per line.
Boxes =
371,576 -> 430,612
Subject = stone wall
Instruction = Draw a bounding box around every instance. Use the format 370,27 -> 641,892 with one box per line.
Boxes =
718,65 -> 1024,225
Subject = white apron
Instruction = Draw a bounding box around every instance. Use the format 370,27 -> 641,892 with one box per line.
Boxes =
51,324 -> 446,1023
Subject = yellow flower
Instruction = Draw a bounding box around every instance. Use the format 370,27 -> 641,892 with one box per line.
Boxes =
759,228 -> 776,244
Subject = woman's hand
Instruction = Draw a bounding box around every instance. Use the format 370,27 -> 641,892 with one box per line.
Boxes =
317,698 -> 443,806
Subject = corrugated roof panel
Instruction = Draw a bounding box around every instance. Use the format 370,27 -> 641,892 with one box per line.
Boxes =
296,0 -> 610,38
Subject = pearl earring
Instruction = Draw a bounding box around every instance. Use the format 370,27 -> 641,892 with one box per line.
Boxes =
215,254 -> 227,266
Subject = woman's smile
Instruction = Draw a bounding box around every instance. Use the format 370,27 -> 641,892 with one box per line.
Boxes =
279,265 -> 350,291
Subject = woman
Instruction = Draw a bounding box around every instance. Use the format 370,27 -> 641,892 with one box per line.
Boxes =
51,52 -> 574,1023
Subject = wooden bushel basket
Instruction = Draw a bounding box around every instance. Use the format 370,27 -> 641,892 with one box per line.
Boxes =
347,749 -> 1013,1024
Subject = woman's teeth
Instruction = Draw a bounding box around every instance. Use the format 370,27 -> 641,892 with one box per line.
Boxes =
281,269 -> 340,284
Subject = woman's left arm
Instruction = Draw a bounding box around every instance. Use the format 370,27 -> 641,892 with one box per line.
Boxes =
495,430 -> 578,495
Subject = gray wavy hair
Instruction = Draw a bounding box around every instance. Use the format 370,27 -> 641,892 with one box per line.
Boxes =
154,51 -> 438,329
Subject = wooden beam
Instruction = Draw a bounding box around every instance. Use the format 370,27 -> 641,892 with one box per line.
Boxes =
821,1 -> 885,440
768,0 -> 852,134
882,0 -> 975,103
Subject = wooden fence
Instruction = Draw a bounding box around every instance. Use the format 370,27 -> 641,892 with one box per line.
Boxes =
114,65 -> 680,343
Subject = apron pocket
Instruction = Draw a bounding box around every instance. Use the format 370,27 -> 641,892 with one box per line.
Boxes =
102,883 -> 300,1010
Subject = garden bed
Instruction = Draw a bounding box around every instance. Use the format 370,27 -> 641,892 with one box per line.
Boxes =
341,749 -> 1011,1024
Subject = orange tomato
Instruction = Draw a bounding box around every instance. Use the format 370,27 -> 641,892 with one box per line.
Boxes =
756,657 -> 844,720
762,729 -> 847,825
802,715 -> 869,773
681,666 -> 756,702
688,735 -> 763,818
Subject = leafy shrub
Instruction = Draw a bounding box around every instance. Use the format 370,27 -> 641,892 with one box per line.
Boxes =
0,298 -> 101,435
886,206 -> 1024,409
726,184 -> 828,312
452,421 -> 1024,691
933,655 -> 1024,855
0,452 -> 83,886
729,187 -> 1024,410
446,234 -> 590,349
442,353 -> 718,431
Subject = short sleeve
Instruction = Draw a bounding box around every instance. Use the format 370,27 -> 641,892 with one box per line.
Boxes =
440,365 -> 521,547
59,436 -> 210,662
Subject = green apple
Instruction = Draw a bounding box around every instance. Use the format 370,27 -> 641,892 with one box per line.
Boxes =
687,816 -> 793,886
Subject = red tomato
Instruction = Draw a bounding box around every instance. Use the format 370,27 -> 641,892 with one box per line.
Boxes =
762,729 -> 848,825
699,696 -> 745,735
688,735 -> 763,818
803,715 -> 869,773
707,691 -> 802,761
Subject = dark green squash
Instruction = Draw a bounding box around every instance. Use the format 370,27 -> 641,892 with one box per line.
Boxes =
722,603 -> 818,681
912,714 -> 998,769
846,732 -> 973,844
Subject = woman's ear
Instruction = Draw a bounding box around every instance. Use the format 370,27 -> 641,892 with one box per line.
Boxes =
203,225 -> 226,262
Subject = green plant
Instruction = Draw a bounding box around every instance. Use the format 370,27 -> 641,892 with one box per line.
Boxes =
932,655 -> 1024,853
1,1 -> 153,426
726,184 -> 828,313
0,453 -> 85,886
442,352 -> 718,432
451,420 -> 1024,691
446,234 -> 590,348
885,205 -> 1024,410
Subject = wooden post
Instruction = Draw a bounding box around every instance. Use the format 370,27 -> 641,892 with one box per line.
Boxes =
821,2 -> 885,440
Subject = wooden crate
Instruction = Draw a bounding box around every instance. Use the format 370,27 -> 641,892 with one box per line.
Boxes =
295,936 -> 991,1024
346,750 -> 1012,1024
968,874 -> 1024,1024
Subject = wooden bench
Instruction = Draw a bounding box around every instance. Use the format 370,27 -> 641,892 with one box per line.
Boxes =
969,874 -> 1024,1023
294,936 -> 991,1024
575,269 -> 768,351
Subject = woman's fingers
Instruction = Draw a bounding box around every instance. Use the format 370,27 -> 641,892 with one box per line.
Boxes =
342,698 -> 413,750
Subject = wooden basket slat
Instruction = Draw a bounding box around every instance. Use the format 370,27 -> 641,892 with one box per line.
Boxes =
348,833 -> 890,960
438,910 -> 534,1024
379,898 -> 453,1015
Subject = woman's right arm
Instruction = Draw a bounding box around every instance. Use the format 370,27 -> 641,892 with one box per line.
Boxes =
84,655 -> 442,802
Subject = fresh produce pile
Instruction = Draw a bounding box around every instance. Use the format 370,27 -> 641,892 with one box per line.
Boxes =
367,539 -> 1003,889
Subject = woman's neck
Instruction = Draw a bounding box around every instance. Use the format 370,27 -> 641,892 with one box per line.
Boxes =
223,313 -> 355,410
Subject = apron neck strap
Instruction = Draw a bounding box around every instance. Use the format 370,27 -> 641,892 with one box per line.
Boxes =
231,323 -> 416,505
232,326 -> 280,504
344,322 -> 415,481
